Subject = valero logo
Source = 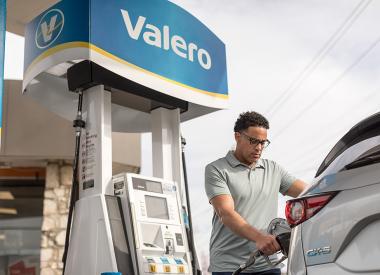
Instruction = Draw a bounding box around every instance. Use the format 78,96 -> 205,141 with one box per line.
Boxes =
121,9 -> 212,70
35,9 -> 65,49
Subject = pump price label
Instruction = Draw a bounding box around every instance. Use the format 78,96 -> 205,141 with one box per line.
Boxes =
148,264 -> 157,273
177,265 -> 185,273
163,265 -> 171,273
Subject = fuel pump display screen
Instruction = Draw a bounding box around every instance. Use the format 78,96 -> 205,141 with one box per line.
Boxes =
145,195 -> 169,220
146,181 -> 163,193
133,178 -> 163,194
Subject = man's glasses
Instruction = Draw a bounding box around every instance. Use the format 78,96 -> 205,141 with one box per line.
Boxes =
240,132 -> 271,148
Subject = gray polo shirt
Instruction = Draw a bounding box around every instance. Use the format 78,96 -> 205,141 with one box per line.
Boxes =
205,151 -> 296,272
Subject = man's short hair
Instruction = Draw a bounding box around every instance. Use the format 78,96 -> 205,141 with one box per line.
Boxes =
234,111 -> 270,132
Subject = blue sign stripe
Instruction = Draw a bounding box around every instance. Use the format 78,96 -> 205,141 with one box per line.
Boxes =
0,0 -> 6,130
91,0 -> 228,95
24,0 -> 228,100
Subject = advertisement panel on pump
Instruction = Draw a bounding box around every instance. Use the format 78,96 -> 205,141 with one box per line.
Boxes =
23,0 -> 228,109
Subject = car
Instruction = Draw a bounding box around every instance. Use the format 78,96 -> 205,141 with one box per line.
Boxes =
285,111 -> 380,275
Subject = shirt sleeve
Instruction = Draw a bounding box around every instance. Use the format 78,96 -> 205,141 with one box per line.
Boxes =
277,163 -> 297,195
204,163 -> 231,201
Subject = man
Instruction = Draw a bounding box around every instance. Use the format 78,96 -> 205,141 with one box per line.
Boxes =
205,111 -> 307,275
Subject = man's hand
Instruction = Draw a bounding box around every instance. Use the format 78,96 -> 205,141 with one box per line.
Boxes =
210,195 -> 281,256
255,233 -> 281,256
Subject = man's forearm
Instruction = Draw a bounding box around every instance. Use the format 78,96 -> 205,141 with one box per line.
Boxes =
218,209 -> 263,242
212,195 -> 280,255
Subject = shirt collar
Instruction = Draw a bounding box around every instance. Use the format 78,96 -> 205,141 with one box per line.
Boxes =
226,150 -> 265,169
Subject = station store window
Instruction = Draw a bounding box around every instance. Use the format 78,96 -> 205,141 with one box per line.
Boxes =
0,168 -> 45,275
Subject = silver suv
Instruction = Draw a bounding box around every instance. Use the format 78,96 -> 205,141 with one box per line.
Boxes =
286,112 -> 380,275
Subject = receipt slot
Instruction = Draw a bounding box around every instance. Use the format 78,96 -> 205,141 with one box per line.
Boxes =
113,173 -> 192,275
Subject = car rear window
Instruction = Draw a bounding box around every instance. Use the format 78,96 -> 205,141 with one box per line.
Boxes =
315,112 -> 380,177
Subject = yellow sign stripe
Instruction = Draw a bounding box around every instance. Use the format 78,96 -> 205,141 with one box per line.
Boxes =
25,42 -> 229,99
25,41 -> 90,75
89,44 -> 228,99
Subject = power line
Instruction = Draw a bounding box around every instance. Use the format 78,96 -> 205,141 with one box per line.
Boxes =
271,33 -> 380,141
282,86 -> 380,165
266,0 -> 371,117
283,103 -> 380,179
265,0 -> 372,118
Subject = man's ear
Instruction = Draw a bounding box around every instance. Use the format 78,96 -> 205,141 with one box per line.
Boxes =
234,132 -> 240,142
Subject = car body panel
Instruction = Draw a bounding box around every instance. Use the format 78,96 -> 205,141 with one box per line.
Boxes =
336,219 -> 380,272
306,262 -> 378,275
301,182 -> 380,266
306,162 -> 380,195
287,225 -> 306,275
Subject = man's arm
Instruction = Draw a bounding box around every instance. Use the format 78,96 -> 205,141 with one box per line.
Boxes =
285,179 -> 307,197
210,194 -> 280,255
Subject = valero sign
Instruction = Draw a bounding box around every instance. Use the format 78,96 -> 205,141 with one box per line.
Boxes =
23,0 -> 228,109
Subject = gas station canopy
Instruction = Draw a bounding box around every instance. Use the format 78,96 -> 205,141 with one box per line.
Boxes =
6,0 -> 59,36
8,0 -> 229,133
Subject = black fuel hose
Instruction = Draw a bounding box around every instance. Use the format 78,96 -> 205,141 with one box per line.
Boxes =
181,136 -> 202,275
62,90 -> 85,273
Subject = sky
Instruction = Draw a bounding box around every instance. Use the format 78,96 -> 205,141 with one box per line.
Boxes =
142,0 -> 380,263
5,0 -> 380,272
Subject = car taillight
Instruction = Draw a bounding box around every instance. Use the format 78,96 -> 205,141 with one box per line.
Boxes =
285,192 -> 337,227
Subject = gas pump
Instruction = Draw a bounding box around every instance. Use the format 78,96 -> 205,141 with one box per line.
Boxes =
59,61 -> 196,275
113,173 -> 191,275
21,0 -> 228,274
